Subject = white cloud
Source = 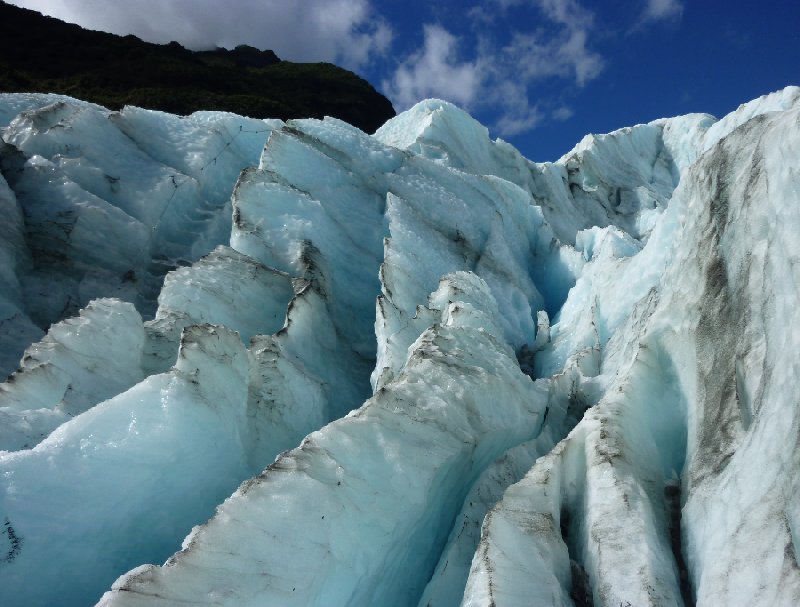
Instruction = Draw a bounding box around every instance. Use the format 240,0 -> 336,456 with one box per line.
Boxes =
382,25 -> 483,110
535,0 -> 594,29
552,106 -> 574,121
7,0 -> 392,69
492,83 -> 544,136
385,0 -> 602,137
640,0 -> 684,24
503,27 -> 603,88
533,0 -> 603,85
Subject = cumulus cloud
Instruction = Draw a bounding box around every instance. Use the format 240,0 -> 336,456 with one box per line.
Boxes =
7,0 -> 392,69
502,29 -> 602,88
531,0 -> 603,84
382,25 -> 483,110
384,0 -> 602,137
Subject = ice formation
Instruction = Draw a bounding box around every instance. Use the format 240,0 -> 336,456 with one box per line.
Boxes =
0,87 -> 799,606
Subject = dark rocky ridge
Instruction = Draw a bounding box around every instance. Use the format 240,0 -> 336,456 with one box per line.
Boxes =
0,1 -> 395,133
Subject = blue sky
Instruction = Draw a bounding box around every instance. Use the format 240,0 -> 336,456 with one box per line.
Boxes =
9,0 -> 800,160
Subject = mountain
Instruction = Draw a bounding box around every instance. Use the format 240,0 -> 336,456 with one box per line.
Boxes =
0,1 -> 395,133
1,87 -> 799,607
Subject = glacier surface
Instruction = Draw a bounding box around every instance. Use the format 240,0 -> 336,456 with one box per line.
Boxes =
0,87 -> 799,606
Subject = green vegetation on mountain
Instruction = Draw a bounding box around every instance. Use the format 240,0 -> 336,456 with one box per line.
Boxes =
0,1 -> 395,133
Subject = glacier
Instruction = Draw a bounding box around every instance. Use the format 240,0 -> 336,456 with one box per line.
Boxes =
0,87 -> 799,606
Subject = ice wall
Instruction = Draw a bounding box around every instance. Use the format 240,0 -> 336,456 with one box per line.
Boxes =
463,88 -> 800,607
0,87 -> 798,607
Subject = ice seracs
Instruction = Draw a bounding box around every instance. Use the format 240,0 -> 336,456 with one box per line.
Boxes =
0,87 -> 799,607
0,94 -> 279,377
0,298 -> 144,452
464,88 -> 800,606
143,244 -> 293,374
0,324 -> 251,607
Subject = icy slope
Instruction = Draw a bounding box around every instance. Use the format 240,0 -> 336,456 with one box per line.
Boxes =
0,94 -> 279,376
0,88 -> 798,607
464,92 -> 800,607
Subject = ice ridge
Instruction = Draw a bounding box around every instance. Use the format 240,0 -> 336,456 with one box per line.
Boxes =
0,87 -> 798,607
